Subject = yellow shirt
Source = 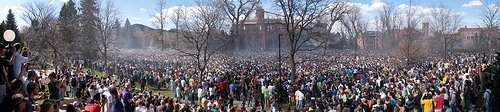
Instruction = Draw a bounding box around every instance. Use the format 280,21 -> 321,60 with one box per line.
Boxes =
189,79 -> 195,86
422,99 -> 433,112
482,64 -> 487,71
441,76 -> 448,84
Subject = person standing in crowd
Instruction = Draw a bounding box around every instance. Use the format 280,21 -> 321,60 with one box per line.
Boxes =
2,79 -> 23,111
11,43 -> 29,81
48,72 -> 60,101
109,87 -> 124,112
0,43 -> 11,102
40,101 -> 55,112
434,90 -> 444,112
103,86 -> 113,112
22,71 -> 37,96
263,84 -> 270,108
483,85 -> 492,112
84,95 -> 101,112
26,82 -> 39,112
295,89 -> 304,109
421,92 -> 434,112
122,83 -> 134,112
70,74 -> 78,98
10,94 -> 27,112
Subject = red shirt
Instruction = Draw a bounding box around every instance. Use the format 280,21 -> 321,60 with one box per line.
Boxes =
85,103 -> 101,112
434,95 -> 444,110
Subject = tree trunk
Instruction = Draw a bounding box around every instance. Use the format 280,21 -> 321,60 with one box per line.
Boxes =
289,51 -> 296,85
104,49 -> 107,77
197,56 -> 203,83
53,47 -> 58,74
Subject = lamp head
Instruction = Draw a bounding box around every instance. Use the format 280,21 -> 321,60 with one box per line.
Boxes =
3,30 -> 15,42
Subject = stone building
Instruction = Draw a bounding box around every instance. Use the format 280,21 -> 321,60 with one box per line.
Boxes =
239,6 -> 285,51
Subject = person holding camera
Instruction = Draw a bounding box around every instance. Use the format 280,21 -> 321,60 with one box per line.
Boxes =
0,43 -> 14,105
11,43 -> 29,81
421,91 -> 434,112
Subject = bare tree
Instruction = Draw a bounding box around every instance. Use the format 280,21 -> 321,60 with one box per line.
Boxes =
176,0 -> 229,81
397,0 -> 426,67
324,0 -> 349,33
317,0 -> 348,50
96,0 -> 120,73
274,0 -> 329,82
479,0 -> 500,54
341,5 -> 368,51
22,1 -> 61,73
220,0 -> 260,50
378,4 -> 399,51
170,5 -> 184,48
154,0 -> 167,49
429,4 -> 462,59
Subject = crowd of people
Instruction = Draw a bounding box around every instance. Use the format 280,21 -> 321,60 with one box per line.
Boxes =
0,47 -> 497,112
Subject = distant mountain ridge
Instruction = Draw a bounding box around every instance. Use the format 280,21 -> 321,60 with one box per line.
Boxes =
125,23 -> 175,48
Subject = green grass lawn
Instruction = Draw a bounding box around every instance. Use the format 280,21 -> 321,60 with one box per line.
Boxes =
134,83 -> 175,97
83,67 -> 104,78
80,68 -> 174,97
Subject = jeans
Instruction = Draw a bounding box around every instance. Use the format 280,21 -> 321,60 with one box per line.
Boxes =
451,103 -> 456,112
296,100 -> 303,109
71,87 -> 77,98
465,100 -> 472,111
59,89 -> 65,99
485,104 -> 492,112
264,96 -> 269,107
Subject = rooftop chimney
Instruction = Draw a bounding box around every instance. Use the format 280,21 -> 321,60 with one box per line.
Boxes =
423,22 -> 429,37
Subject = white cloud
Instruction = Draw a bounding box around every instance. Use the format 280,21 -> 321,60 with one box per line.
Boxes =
463,0 -> 482,7
140,8 -> 147,12
148,5 -> 200,23
131,17 -> 142,21
60,0 -> 69,3
396,4 -> 434,17
49,0 -> 57,5
347,0 -> 387,16
487,4 -> 498,10
370,0 -> 387,11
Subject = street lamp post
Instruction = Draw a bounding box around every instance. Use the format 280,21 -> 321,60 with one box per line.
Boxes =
3,30 -> 15,48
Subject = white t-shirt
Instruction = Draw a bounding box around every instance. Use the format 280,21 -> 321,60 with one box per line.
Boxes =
268,85 -> 275,94
181,80 -> 186,87
145,108 -> 155,112
135,106 -> 147,112
295,90 -> 304,101
22,78 -> 29,96
103,91 -> 113,112
13,53 -> 29,79
197,88 -> 203,98
209,87 -> 214,96
483,89 -> 491,106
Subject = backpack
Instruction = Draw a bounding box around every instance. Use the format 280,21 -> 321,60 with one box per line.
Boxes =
71,77 -> 77,87
112,98 -> 124,112
485,91 -> 493,105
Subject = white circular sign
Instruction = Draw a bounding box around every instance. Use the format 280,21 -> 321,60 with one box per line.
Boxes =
3,30 -> 15,42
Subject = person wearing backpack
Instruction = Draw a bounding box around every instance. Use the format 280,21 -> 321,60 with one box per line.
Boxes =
482,86 -> 492,112
70,75 -> 78,98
